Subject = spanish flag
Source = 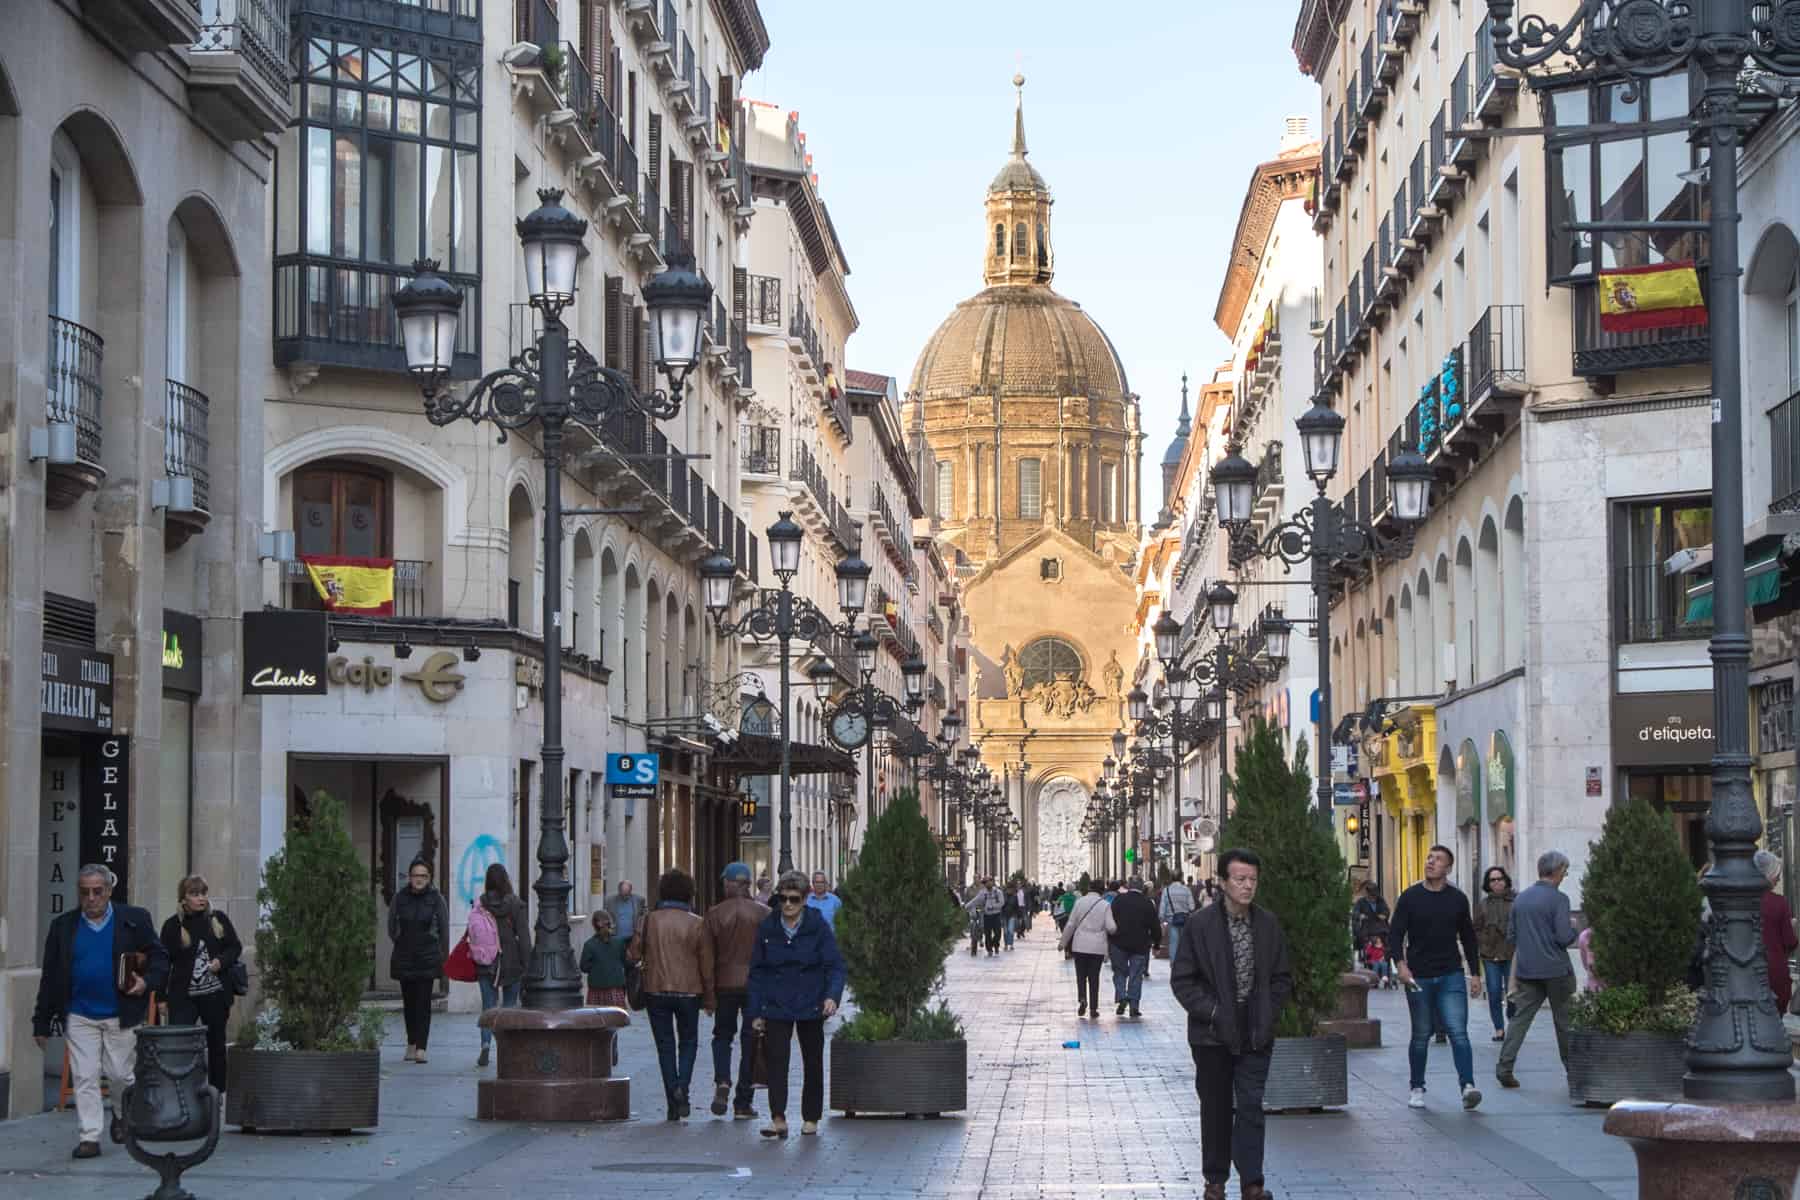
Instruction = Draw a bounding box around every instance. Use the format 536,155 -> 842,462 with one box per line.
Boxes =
1598,261 -> 1707,333
303,555 -> 396,616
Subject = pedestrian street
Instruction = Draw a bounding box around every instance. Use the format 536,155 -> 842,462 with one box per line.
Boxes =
0,929 -> 1638,1200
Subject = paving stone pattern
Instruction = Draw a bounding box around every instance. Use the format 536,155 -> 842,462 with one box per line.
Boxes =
0,927 -> 1637,1199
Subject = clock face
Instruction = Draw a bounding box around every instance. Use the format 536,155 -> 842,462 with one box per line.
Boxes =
830,708 -> 871,750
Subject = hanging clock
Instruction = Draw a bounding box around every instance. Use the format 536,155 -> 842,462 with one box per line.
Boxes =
828,706 -> 871,751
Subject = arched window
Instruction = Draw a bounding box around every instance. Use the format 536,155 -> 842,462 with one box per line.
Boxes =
1036,222 -> 1048,267
1018,638 -> 1083,689
1477,517 -> 1502,679
1398,586 -> 1416,694
1014,222 -> 1028,257
1454,538 -> 1476,687
1503,498 -> 1525,668
994,223 -> 1005,256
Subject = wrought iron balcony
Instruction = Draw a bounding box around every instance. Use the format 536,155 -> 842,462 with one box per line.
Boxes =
189,0 -> 291,140
164,379 -> 211,544
90,0 -> 201,54
1571,278 -> 1710,379
581,408 -> 751,576
741,424 -> 781,475
789,441 -> 856,552
45,315 -> 105,507
746,273 -> 782,327
284,558 -> 432,618
1467,304 -> 1528,408
275,257 -> 478,377
1771,389 -> 1800,514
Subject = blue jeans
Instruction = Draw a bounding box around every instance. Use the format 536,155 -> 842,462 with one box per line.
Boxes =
646,994 -> 702,1103
1482,959 -> 1513,1033
476,974 -> 521,1048
1167,918 -> 1186,968
1110,946 -> 1149,1007
1405,972 -> 1474,1090
711,990 -> 756,1108
1004,916 -> 1017,947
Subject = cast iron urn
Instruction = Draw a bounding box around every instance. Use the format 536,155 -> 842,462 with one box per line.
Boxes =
123,1025 -> 221,1199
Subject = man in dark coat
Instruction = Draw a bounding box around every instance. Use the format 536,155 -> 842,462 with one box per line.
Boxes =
1108,878 -> 1161,1017
33,864 -> 170,1159
1170,848 -> 1292,1200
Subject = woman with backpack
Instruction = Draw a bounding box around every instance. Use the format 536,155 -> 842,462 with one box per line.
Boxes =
160,874 -> 243,1094
471,862 -> 531,1068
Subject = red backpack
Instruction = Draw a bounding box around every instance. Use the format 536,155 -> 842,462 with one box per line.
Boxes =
468,901 -> 501,966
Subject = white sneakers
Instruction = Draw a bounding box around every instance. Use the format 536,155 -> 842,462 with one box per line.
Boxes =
1408,1088 -> 1426,1108
1461,1083 -> 1482,1110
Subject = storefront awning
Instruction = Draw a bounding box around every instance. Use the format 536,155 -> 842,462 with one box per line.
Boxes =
1685,548 -> 1782,623
711,733 -> 858,777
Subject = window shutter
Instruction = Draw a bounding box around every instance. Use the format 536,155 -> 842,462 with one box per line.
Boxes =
648,114 -> 662,185
610,47 -> 622,113
718,73 -> 734,124
603,275 -> 623,368
732,267 -> 746,319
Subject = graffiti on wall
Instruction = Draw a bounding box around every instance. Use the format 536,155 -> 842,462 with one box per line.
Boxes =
457,834 -> 505,906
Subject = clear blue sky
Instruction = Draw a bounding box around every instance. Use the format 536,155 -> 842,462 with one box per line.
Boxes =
750,0 -> 1319,477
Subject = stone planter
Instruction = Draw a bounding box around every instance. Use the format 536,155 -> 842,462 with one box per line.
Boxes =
1318,970 -> 1381,1048
1567,1028 -> 1686,1107
226,1049 -> 379,1132
1262,1034 -> 1349,1112
830,1038 -> 967,1116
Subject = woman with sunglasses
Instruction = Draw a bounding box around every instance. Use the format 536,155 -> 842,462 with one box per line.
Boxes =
747,870 -> 847,1138
1472,866 -> 1516,1042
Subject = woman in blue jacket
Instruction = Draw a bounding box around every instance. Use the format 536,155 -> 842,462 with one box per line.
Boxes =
748,869 -> 847,1138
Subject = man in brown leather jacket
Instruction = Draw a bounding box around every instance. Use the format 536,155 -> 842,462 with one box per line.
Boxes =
704,862 -> 769,1119
628,869 -> 715,1120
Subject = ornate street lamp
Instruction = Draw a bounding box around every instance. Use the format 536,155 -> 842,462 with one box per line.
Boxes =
1207,581 -> 1238,634
393,189 -> 706,1015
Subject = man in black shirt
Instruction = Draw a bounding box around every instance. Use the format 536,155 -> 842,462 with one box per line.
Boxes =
1389,844 -> 1484,1110
1108,878 -> 1161,1017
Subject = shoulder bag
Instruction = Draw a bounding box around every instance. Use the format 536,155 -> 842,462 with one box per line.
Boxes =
625,916 -> 648,1011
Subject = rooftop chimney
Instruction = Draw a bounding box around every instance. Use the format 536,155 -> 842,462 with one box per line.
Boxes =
1280,115 -> 1311,151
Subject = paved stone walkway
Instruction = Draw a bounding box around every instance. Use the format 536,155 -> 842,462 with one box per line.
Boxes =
0,923 -> 1638,1199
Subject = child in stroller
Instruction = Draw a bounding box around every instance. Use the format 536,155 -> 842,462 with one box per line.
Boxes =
1359,918 -> 1393,987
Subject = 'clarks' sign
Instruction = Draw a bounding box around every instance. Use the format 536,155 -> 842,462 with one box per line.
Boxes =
242,610 -> 329,696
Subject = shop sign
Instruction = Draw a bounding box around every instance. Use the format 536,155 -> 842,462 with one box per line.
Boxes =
1586,766 -> 1603,798
80,735 -> 129,901
1613,691 -> 1715,767
1487,732 -> 1515,819
41,640 -> 114,734
242,610 -> 329,695
606,753 -> 659,800
161,610 -> 203,696
1356,796 -> 1372,863
1455,740 -> 1481,827
1756,678 -> 1794,755
327,651 -> 466,702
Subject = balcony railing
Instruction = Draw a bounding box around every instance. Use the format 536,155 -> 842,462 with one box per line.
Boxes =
1771,389 -> 1800,513
1571,278 -> 1711,377
194,0 -> 290,100
560,41 -> 595,128
790,441 -> 856,551
165,380 -> 211,513
48,315 -> 103,466
1467,304 -> 1527,401
746,273 -> 781,326
285,559 -> 431,618
275,257 -> 478,374
741,423 -> 781,474
1615,563 -> 1712,644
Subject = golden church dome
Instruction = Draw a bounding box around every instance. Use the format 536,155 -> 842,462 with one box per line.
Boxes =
907,285 -> 1131,402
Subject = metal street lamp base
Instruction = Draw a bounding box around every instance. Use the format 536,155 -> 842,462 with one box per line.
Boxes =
475,1006 -> 632,1122
1604,1100 -> 1800,1200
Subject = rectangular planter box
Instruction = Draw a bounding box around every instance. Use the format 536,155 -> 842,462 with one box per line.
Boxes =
1567,1029 -> 1686,1107
1263,1034 -> 1349,1111
226,1048 -> 380,1132
829,1038 -> 967,1116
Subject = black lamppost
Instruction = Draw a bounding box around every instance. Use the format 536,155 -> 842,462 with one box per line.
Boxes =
1211,402 -> 1432,817
700,518 -> 870,874
1486,0 -> 1800,1109
392,189 -> 710,1011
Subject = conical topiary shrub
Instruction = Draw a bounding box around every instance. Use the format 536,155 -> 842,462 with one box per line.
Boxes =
1581,797 -> 1703,1005
836,790 -> 966,1039
255,791 -> 377,1049
1219,719 -> 1351,1038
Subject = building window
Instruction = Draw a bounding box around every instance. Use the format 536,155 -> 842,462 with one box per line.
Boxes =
935,459 -> 954,520
1545,73 -> 1704,282
1100,462 -> 1117,523
276,31 -> 481,366
994,223 -> 1005,257
1013,222 -> 1028,258
1019,457 -> 1042,520
1039,557 -> 1061,581
1018,637 -> 1083,690
1036,222 -> 1047,267
292,462 -> 392,609
1612,496 -> 1712,643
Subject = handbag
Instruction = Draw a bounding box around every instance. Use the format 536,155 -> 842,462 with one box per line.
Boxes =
227,960 -> 250,996
117,951 -> 148,994
750,1028 -> 768,1087
445,931 -> 478,983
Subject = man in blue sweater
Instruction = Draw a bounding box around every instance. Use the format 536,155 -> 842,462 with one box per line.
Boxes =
32,864 -> 169,1159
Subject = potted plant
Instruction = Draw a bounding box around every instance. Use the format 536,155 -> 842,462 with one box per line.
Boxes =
831,791 -> 969,1117
1219,720 -> 1353,1111
1566,797 -> 1702,1106
227,791 -> 386,1132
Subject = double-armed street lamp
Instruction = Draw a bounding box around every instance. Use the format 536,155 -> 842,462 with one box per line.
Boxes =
699,515 -> 873,875
1483,0 -> 1800,1111
845,629 -> 928,825
392,189 -> 711,1011
1209,401 -> 1432,818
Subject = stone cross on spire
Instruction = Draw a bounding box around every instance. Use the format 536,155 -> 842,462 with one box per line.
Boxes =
1012,73 -> 1028,158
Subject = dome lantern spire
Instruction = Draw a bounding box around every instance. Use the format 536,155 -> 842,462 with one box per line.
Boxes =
984,73 -> 1054,287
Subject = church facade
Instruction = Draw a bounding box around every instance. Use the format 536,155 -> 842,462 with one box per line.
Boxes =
904,79 -> 1144,884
